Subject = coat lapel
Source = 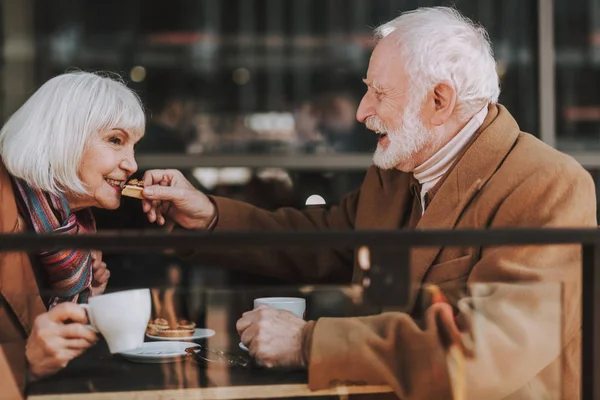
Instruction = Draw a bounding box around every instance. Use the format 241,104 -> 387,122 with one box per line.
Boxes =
352,168 -> 412,284
407,104 -> 522,310
366,169 -> 412,230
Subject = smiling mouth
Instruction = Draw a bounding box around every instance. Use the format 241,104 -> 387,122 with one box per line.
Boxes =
367,125 -> 388,138
374,131 -> 388,141
104,178 -> 126,189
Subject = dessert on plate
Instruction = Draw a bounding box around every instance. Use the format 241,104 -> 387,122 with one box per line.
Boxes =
177,320 -> 196,329
146,318 -> 196,338
157,328 -> 195,338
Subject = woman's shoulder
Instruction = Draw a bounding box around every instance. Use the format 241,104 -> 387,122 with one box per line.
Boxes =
0,161 -> 21,232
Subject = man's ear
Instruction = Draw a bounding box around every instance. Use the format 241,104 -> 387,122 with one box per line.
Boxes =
429,82 -> 457,126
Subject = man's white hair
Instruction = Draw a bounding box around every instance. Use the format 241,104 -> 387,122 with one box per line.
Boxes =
375,7 -> 500,116
0,71 -> 145,195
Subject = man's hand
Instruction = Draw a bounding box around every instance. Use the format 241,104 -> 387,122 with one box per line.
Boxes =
26,303 -> 98,381
141,169 -> 216,230
236,305 -> 307,368
90,250 -> 109,297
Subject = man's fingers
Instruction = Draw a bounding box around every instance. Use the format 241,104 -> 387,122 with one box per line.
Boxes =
156,178 -> 170,225
236,315 -> 254,336
48,303 -> 89,324
142,185 -> 184,202
237,305 -> 273,334
239,321 -> 258,347
243,305 -> 270,315
427,303 -> 469,353
142,198 -> 152,213
147,207 -> 157,223
143,169 -> 181,187
142,170 -> 167,187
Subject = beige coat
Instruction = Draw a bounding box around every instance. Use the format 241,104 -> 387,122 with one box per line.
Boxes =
0,163 -> 46,399
196,105 -> 596,399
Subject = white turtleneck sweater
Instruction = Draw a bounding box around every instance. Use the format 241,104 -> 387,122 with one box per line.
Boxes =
412,106 -> 488,214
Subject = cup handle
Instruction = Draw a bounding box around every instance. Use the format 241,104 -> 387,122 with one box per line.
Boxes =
80,304 -> 99,333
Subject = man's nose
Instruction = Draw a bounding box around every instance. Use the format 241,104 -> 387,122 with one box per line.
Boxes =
356,93 -> 375,123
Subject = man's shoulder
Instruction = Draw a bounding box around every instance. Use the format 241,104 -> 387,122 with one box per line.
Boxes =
505,132 -> 591,183
361,165 -> 410,191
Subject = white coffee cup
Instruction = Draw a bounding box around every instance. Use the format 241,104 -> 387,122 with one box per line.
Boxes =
254,297 -> 306,319
81,288 -> 151,354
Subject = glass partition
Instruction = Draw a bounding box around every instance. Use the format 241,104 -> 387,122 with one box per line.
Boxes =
5,241 -> 569,400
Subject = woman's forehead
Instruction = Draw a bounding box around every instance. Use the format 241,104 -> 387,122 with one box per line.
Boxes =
100,126 -> 144,141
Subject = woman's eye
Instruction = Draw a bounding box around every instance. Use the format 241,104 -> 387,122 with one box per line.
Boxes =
109,137 -> 122,145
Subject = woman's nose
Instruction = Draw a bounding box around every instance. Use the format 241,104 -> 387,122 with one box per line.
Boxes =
120,152 -> 138,175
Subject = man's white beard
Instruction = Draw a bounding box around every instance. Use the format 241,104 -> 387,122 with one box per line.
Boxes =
369,104 -> 435,171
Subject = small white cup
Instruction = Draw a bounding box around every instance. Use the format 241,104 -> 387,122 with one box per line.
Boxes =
254,297 -> 306,319
81,288 -> 151,354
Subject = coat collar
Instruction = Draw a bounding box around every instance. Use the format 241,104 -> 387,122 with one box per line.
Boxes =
407,104 -> 521,309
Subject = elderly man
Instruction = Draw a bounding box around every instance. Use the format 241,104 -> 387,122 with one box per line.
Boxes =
141,7 -> 596,399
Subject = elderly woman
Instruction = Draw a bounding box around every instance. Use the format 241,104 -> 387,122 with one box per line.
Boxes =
0,71 -> 144,395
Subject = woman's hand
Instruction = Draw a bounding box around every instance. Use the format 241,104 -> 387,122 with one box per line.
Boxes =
141,169 -> 216,230
26,302 -> 98,381
90,250 -> 110,297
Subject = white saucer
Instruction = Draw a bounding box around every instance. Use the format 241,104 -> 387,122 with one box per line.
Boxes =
146,328 -> 215,341
239,342 -> 249,351
119,342 -> 199,363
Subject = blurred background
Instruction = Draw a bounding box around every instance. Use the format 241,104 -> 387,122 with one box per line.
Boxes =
1,0 -> 598,292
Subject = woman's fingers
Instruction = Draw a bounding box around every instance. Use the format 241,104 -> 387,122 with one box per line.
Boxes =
64,338 -> 96,350
60,323 -> 98,343
93,267 -> 110,285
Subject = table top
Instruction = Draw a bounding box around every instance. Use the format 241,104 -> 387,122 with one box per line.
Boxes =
26,337 -> 392,400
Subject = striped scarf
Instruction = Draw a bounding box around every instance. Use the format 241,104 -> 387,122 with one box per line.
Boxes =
12,177 -> 95,307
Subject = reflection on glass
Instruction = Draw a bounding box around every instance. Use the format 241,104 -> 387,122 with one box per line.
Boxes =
20,280 -> 564,399
22,0 -> 539,155
555,0 -> 600,150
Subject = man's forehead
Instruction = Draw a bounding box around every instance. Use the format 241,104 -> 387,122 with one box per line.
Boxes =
365,64 -> 404,91
365,38 -> 405,88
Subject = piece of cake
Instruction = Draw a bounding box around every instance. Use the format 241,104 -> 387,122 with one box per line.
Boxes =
158,328 -> 194,338
121,178 -> 144,199
177,320 -> 196,329
153,318 -> 170,330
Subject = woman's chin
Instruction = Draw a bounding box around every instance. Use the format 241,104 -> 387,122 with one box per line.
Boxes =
96,198 -> 121,210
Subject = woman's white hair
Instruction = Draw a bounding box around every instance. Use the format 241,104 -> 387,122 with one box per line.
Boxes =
375,7 -> 500,116
0,71 -> 145,195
